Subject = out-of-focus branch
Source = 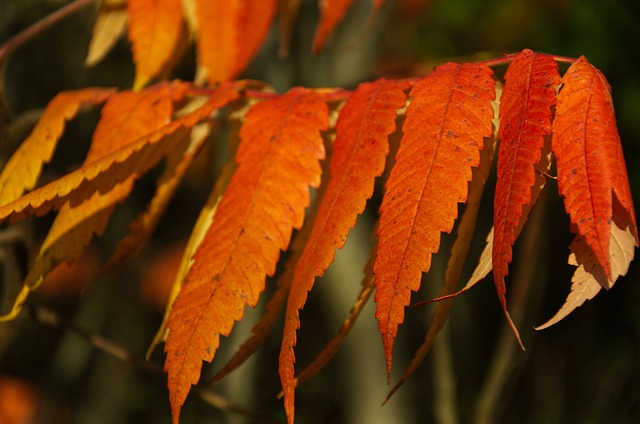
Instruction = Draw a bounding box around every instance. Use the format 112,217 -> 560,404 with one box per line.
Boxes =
28,304 -> 283,424
0,0 -> 94,66
473,191 -> 549,424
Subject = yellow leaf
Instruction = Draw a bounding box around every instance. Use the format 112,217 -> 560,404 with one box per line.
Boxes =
536,213 -> 636,330
85,0 -> 128,67
0,88 -> 114,206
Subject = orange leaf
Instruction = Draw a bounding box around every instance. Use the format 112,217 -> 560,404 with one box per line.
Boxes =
373,62 -> 495,379
126,0 -> 185,88
233,0 -> 278,78
493,49 -> 560,343
90,81 -> 189,160
0,88 -> 114,206
552,56 -> 638,280
385,133 -> 497,403
194,0 -> 277,83
0,82 -> 193,322
163,88 -> 328,424
103,120 -> 212,269
0,83 -> 239,225
279,79 -> 407,422
313,0 -> 354,52
0,86 -> 238,322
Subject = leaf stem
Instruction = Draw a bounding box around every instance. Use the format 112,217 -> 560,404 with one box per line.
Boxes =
478,52 -> 577,68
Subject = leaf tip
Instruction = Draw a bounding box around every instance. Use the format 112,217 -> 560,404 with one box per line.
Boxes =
502,306 -> 525,351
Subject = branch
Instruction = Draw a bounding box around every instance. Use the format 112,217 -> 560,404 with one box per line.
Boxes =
0,0 -> 95,66
28,304 -> 283,424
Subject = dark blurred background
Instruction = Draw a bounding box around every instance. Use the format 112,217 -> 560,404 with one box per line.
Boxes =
1,0 -> 639,423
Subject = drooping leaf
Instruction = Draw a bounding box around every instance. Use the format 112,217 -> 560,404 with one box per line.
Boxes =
449,134 -> 554,301
279,79 -> 407,422
163,88 -> 328,424
552,56 -> 638,279
194,0 -> 277,84
535,212 -> 635,330
209,211 -> 310,384
91,81 -> 189,159
147,94 -> 247,360
103,120 -> 213,269
492,49 -> 560,344
126,0 -> 186,89
232,0 -> 278,79
373,62 -> 495,379
0,88 -> 114,206
313,0 -> 354,52
386,92 -> 499,401
0,84 -> 239,225
0,82 -> 193,321
85,0 -> 128,67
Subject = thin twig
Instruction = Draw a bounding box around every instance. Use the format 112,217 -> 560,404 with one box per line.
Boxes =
28,304 -> 283,424
0,0 -> 95,66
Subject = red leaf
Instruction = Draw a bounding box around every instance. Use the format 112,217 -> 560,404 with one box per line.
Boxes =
279,79 -> 407,423
313,0 -> 354,52
493,49 -> 560,342
552,56 -> 638,279
163,88 -> 328,424
373,62 -> 495,378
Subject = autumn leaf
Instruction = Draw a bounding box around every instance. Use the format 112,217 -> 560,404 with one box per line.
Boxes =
279,79 -> 407,422
385,133 -> 497,403
313,0 -> 354,52
193,0 -> 277,84
146,117 -> 238,360
492,49 -> 560,345
103,117 -> 213,269
535,210 -> 636,330
0,82 -> 193,321
0,88 -> 114,206
552,56 -> 638,280
163,88 -> 328,424
126,0 -> 186,89
209,201 -> 319,385
446,134 -> 554,302
0,83 -> 238,320
85,0 -> 128,67
374,62 -> 495,379
0,84 -> 238,225
313,0 -> 385,53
